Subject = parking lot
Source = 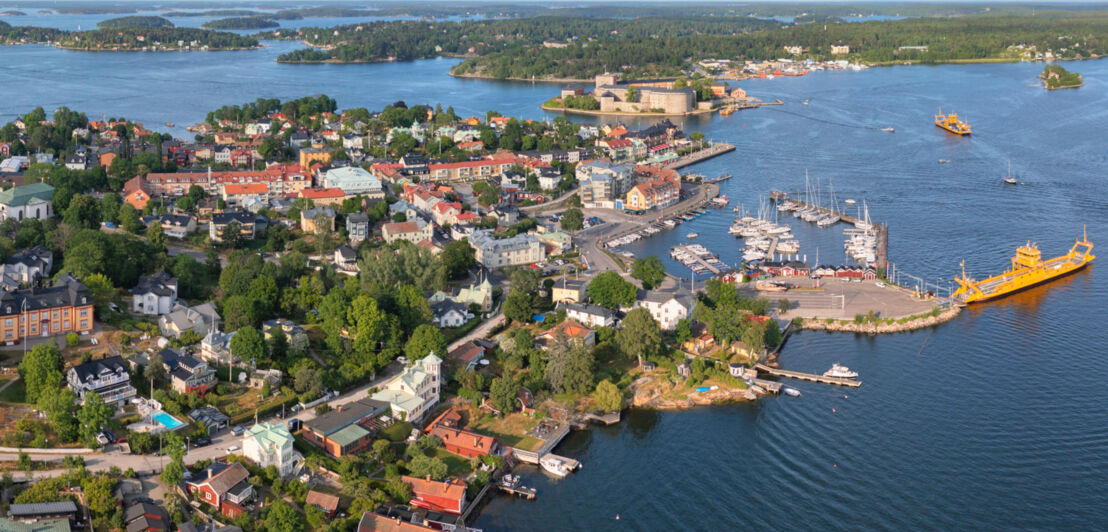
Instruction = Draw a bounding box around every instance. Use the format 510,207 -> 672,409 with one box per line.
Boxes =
742,276 -> 940,320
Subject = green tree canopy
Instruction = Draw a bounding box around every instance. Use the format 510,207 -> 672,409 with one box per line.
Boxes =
616,307 -> 662,365
587,271 -> 636,309
18,344 -> 64,404
631,256 -> 666,289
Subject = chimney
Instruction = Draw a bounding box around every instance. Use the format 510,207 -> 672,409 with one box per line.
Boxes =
208,468 -> 214,479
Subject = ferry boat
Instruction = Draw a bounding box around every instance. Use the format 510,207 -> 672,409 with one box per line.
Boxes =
952,230 -> 1095,305
823,363 -> 859,379
934,109 -> 972,136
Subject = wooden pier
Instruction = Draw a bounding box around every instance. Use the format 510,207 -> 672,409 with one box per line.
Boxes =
664,142 -> 735,170
750,378 -> 783,394
755,363 -> 862,387
581,411 -> 621,425
496,475 -> 537,500
671,244 -> 724,275
769,190 -> 889,270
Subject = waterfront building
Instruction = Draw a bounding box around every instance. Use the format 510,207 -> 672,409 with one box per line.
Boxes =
401,476 -> 467,515
425,409 -> 499,459
593,73 -> 698,114
625,176 -> 680,212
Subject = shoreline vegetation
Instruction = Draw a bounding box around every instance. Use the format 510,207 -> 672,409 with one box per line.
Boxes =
795,306 -> 962,334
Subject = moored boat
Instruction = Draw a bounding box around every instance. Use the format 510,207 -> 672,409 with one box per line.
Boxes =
823,363 -> 859,379
952,230 -> 1095,305
540,456 -> 571,478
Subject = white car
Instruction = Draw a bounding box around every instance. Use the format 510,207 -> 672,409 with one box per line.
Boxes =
226,445 -> 241,453
875,281 -> 886,288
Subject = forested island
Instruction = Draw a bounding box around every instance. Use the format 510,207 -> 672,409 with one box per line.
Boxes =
0,10 -> 26,16
272,11 -> 1108,79
0,24 -> 258,51
202,16 -> 279,30
162,9 -> 258,17
96,16 -> 174,29
1041,64 -> 1083,89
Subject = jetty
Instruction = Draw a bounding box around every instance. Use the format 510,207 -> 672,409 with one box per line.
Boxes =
664,142 -> 735,170
670,244 -> 727,275
496,474 -> 537,500
582,411 -> 621,425
751,378 -> 783,394
755,363 -> 862,387
769,189 -> 889,267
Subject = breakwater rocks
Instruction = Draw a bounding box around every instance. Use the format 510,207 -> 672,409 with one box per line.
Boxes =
797,306 -> 962,335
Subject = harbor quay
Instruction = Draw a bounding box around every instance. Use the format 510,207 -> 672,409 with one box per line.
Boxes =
743,277 -> 941,321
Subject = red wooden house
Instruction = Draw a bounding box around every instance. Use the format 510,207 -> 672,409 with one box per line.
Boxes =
402,476 -> 467,515
186,462 -> 254,518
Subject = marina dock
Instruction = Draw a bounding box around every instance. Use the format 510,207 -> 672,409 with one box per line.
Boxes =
755,363 -> 862,387
751,378 -> 783,394
769,190 -> 889,268
670,244 -> 727,275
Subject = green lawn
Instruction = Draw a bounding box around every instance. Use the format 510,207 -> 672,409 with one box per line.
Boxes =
380,421 -> 414,442
431,448 -> 473,477
0,378 -> 26,404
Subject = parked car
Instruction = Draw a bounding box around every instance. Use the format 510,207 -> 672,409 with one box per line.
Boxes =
193,437 -> 212,448
231,426 -> 245,436
875,281 -> 886,288
226,445 -> 240,453
287,419 -> 302,432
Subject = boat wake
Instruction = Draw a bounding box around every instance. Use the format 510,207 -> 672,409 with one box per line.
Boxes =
764,107 -> 891,132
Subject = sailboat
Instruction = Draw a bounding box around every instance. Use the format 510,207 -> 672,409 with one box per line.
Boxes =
1003,161 -> 1018,185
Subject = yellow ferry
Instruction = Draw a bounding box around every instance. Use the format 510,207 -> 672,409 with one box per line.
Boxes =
934,109 -> 972,136
952,230 -> 1095,305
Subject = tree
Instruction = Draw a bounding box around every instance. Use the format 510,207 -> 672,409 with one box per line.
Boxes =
294,367 -> 323,398
62,194 -> 102,229
405,324 -> 446,360
19,344 -> 64,404
83,273 -> 115,317
77,392 -> 114,446
101,193 -> 123,224
690,131 -> 706,144
230,325 -> 264,364
742,321 -> 766,356
560,207 -> 584,231
38,389 -> 79,443
764,319 -> 783,350
563,345 -> 595,395
587,271 -> 636,309
777,298 -> 791,314
441,239 -> 476,280
266,499 -> 305,532
268,326 -> 288,360
489,376 -> 516,414
147,222 -> 167,252
626,86 -> 639,103
592,379 -> 622,412
160,432 -> 185,487
631,256 -> 665,289
83,475 -> 117,522
406,454 -> 448,481
616,308 -> 662,366
674,318 -> 692,345
503,290 -> 532,323
566,193 -> 582,208
221,220 -> 244,249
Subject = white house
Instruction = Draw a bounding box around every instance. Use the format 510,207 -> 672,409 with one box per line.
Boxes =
200,328 -> 235,365
633,290 -> 695,330
431,300 -> 471,328
0,245 -> 52,290
243,422 -> 303,479
66,356 -> 137,407
561,301 -> 619,328
371,353 -> 441,423
130,272 -> 178,316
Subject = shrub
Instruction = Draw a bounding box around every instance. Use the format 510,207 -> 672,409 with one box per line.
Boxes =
65,333 -> 80,347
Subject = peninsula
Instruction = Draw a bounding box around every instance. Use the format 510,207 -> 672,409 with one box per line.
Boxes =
0,26 -> 260,51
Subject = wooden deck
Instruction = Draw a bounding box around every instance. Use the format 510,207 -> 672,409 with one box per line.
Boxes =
755,363 -> 862,387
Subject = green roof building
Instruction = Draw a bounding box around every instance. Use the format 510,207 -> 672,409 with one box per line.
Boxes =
0,182 -> 54,221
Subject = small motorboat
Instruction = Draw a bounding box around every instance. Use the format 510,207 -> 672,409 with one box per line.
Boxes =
686,233 -> 699,239
784,387 -> 802,397
802,99 -> 810,105
938,159 -> 950,164
844,198 -> 856,205
881,127 -> 894,133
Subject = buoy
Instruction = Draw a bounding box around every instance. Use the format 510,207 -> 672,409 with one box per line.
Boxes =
834,464 -> 838,468
616,515 -> 620,520
832,408 -> 836,413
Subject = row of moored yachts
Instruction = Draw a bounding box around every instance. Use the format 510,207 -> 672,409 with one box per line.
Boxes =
729,215 -> 800,263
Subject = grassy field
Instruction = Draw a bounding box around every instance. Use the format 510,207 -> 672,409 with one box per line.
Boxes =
0,377 -> 26,404
431,448 -> 473,477
469,413 -> 542,451
380,421 -> 414,442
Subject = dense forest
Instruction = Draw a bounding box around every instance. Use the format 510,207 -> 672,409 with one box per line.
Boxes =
275,16 -> 780,63
454,12 -> 1108,79
202,16 -> 279,30
96,16 -> 175,29
205,95 -> 337,124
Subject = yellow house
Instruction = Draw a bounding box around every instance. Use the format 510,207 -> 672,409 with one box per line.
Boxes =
299,148 -> 332,169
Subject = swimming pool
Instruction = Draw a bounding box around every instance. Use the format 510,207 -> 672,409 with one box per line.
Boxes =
151,411 -> 185,430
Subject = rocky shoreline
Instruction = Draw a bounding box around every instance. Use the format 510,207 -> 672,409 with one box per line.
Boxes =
796,306 -> 962,334
630,375 -> 761,410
